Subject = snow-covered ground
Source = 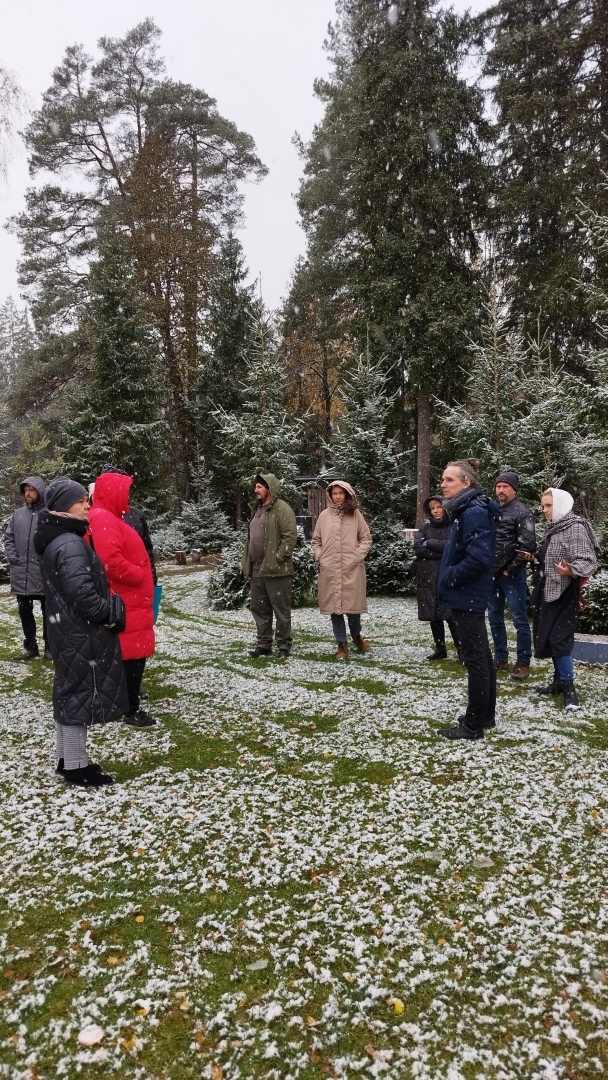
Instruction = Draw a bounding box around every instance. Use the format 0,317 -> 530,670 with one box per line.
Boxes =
0,570 -> 606,1079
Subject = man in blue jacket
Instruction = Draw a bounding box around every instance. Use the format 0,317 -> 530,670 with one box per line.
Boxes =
437,459 -> 502,740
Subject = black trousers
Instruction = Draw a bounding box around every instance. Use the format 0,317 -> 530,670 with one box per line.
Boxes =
430,618 -> 461,652
123,658 -> 146,715
17,595 -> 48,651
450,610 -> 496,731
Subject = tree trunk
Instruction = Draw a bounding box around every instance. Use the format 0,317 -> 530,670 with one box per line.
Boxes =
416,389 -> 431,525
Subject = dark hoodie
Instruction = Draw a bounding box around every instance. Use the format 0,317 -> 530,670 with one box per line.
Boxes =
437,487 -> 502,612
2,475 -> 47,595
242,473 -> 298,578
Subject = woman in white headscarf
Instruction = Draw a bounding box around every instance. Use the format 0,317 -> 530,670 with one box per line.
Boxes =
518,488 -> 598,709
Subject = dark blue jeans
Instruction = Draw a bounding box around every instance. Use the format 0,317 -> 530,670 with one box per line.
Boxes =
331,614 -> 361,642
487,571 -> 532,665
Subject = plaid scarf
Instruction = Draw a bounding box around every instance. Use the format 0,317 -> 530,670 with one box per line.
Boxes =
540,512 -> 599,603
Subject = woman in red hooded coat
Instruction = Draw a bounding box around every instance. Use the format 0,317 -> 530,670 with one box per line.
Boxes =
89,471 -> 156,728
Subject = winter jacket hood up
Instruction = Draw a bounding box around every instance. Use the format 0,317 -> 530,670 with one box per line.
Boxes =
242,473 -> 298,579
2,475 -> 46,595
34,510 -> 128,726
312,482 -> 372,614
438,486 -> 502,612
89,472 -> 155,660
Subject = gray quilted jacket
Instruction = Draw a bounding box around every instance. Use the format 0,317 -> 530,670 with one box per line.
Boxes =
3,476 -> 46,595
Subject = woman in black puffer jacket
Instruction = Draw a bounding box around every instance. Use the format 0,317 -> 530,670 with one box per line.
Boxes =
34,477 -> 128,787
414,495 -> 461,661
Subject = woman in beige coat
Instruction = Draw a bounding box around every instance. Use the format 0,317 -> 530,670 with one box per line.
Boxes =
312,480 -> 373,659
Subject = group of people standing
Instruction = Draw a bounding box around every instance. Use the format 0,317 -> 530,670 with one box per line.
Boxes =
412,460 -> 599,738
4,468 -> 158,787
3,459 -> 600,782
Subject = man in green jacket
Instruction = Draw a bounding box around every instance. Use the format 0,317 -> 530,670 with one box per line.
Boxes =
242,473 -> 297,658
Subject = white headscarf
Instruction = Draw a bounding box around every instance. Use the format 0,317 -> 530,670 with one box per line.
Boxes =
549,487 -> 574,523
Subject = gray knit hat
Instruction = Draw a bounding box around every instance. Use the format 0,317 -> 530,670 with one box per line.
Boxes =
46,476 -> 88,513
496,468 -> 519,493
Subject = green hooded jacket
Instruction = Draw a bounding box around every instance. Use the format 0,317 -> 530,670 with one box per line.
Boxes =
242,473 -> 298,579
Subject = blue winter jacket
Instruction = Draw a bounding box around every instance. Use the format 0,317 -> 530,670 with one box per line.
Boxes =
437,487 -> 502,613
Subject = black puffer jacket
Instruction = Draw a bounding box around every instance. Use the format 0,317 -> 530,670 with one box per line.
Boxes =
494,496 -> 536,576
414,497 -> 452,621
34,512 -> 128,727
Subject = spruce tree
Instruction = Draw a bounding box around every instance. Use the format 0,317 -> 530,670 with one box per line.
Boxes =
328,355 -> 404,519
214,304 -> 300,505
481,0 -> 608,360
292,0 -> 490,519
197,234 -> 256,516
63,225 -> 167,505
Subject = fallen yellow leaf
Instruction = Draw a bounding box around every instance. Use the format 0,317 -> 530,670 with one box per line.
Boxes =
438,938 -> 446,945
306,1015 -> 317,1026
107,956 -> 125,966
121,1034 -> 138,1052
210,1065 -> 223,1080
135,915 -> 145,923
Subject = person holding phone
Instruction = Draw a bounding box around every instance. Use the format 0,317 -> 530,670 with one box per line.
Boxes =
518,488 -> 598,709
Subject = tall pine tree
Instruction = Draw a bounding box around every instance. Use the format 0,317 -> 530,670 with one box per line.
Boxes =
63,225 -> 168,505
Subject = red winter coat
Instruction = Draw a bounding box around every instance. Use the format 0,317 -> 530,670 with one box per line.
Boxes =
89,473 -> 155,661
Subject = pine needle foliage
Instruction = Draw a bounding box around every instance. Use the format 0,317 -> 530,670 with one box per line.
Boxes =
63,226 -> 168,505
213,305 -> 301,504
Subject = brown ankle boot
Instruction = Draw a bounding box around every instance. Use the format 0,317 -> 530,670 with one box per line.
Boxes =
352,634 -> 370,653
335,642 -> 348,660
509,660 -> 530,680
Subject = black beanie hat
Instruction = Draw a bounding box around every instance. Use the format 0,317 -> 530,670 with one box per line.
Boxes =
255,474 -> 270,490
46,476 -> 88,513
496,468 -> 519,493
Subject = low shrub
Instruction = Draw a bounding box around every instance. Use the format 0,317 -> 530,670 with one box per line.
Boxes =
152,497 -> 233,560
366,518 -> 417,597
208,532 -> 318,611
578,570 -> 608,634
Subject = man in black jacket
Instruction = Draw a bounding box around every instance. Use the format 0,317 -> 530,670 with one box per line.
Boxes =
487,469 -> 536,680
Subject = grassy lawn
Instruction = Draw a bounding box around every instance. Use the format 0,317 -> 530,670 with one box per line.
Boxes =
0,570 -> 607,1079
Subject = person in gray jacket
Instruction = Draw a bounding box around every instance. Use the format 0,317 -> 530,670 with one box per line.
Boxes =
3,475 -> 51,660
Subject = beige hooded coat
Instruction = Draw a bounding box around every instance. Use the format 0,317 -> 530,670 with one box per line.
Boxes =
312,482 -> 373,614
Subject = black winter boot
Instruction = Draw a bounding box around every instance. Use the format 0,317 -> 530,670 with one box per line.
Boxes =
124,710 -> 157,728
561,681 -> 581,710
536,677 -> 562,696
62,764 -> 115,787
426,646 -> 448,661
56,759 -> 102,775
248,646 -> 272,658
437,723 -> 484,741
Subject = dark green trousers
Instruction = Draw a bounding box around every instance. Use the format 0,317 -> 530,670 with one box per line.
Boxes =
250,571 -> 293,651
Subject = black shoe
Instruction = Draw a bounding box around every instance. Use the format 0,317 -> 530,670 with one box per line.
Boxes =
138,689 -> 149,700
62,763 -> 115,787
278,648 -> 290,659
56,758 -> 102,775
426,646 -> 448,661
124,710 -> 157,728
11,647 -> 39,661
536,678 -> 562,695
248,647 -> 272,657
561,681 -> 581,710
437,723 -> 484,741
456,713 -> 495,730
43,648 -> 53,661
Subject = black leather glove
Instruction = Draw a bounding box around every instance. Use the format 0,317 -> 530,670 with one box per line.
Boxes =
105,593 -> 126,633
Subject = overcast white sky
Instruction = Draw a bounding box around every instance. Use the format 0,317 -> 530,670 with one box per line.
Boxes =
0,0 -> 485,314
